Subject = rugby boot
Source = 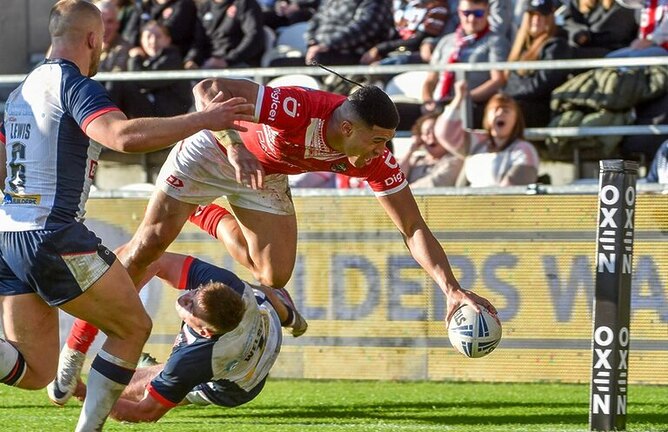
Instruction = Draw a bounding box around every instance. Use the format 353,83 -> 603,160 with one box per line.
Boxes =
47,346 -> 86,406
274,287 -> 308,337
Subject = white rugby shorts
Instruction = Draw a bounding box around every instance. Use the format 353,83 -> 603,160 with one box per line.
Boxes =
156,130 -> 295,215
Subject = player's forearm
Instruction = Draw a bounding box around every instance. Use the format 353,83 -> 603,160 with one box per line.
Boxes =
110,113 -> 211,153
405,227 -> 461,297
110,398 -> 160,422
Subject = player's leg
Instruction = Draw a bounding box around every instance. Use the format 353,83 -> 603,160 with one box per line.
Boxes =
59,259 -> 151,432
53,189 -> 195,404
0,294 -> 59,389
225,205 -> 307,336
216,204 -> 298,288
186,170 -> 307,335
120,190 -> 197,285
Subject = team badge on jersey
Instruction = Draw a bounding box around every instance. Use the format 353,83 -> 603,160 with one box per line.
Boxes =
330,162 -> 348,173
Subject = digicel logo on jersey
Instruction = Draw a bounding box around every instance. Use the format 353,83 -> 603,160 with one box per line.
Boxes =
267,88 -> 299,122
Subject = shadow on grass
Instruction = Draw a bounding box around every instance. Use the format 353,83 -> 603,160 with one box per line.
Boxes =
180,400 -> 667,427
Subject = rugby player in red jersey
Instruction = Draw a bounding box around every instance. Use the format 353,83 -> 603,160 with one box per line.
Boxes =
53,79 -> 497,405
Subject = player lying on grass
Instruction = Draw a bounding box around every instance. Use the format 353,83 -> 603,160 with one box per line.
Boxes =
71,251 -> 292,422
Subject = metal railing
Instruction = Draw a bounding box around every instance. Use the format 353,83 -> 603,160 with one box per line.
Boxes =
2,56 -> 667,178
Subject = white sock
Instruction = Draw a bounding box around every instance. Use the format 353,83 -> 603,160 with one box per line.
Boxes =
0,338 -> 26,386
75,350 -> 135,432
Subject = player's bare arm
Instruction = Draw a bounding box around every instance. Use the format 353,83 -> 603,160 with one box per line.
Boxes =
73,353 -> 178,422
109,389 -> 171,422
84,95 -> 255,154
150,252 -> 191,288
193,78 -> 260,111
376,187 -> 497,322
193,78 -> 266,189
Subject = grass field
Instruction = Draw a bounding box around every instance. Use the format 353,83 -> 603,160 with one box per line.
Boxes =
1,380 -> 667,431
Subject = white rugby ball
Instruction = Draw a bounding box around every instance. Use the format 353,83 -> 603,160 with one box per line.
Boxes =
448,304 -> 502,358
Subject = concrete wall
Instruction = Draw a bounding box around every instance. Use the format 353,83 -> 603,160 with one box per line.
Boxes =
0,0 -> 53,74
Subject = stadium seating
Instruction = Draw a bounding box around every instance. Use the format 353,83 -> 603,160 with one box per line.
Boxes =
383,71 -> 429,103
261,22 -> 308,67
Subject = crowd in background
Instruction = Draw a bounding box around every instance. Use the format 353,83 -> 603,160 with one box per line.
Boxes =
62,0 -> 668,186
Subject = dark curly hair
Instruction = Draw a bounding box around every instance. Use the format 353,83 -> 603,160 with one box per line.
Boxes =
347,86 -> 400,130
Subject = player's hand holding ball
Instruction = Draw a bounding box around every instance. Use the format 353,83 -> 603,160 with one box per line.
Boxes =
448,304 -> 502,358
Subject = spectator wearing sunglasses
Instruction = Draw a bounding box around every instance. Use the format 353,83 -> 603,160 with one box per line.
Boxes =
421,0 -> 510,128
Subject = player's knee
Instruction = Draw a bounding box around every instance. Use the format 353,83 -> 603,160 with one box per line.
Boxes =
108,310 -> 152,344
126,232 -> 170,269
256,268 -> 291,289
132,312 -> 153,344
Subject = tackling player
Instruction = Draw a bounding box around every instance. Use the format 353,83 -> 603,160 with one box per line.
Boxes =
73,251 -> 289,422
0,1 -> 253,430
53,80 -> 498,405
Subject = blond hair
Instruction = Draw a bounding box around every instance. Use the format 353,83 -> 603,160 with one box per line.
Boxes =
507,11 -> 557,77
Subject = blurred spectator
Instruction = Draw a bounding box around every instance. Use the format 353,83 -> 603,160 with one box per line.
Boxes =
607,0 -> 668,57
303,0 -> 394,66
561,0 -> 638,58
399,113 -> 464,187
96,0 -> 133,72
122,0 -> 200,58
359,0 -> 450,67
435,81 -> 540,187
645,139 -> 668,182
504,0 -> 573,127
421,0 -> 510,128
114,0 -> 136,35
109,21 -> 193,118
419,0 -> 514,60
185,0 -> 265,69
263,0 -> 319,30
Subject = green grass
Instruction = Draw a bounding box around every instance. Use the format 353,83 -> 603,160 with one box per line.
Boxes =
1,380 -> 667,432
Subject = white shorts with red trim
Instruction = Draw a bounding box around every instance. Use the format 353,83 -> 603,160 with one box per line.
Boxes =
156,130 -> 295,216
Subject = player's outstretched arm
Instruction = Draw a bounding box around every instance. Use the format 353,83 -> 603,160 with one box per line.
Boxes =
376,187 -> 497,322
84,95 -> 255,154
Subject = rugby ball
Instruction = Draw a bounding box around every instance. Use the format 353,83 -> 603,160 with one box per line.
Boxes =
447,304 -> 502,358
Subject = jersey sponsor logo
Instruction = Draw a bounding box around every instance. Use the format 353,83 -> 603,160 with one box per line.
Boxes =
267,88 -> 300,122
165,175 -> 184,189
87,160 -> 98,180
3,192 -> 41,205
283,97 -> 298,118
267,87 -> 282,123
384,152 -> 399,169
384,172 -> 405,187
